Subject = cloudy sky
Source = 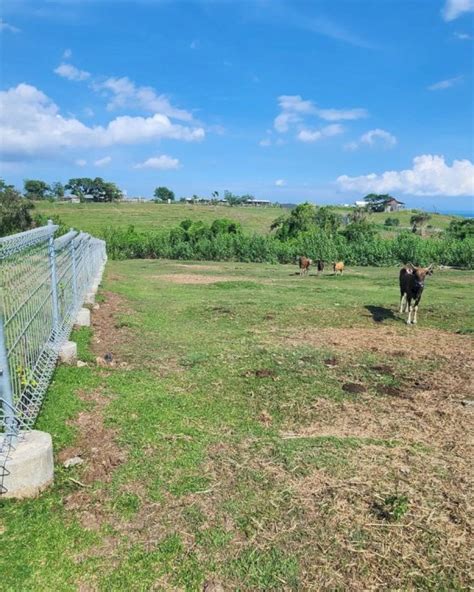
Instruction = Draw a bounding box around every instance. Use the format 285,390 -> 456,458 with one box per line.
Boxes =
1,0 -> 473,210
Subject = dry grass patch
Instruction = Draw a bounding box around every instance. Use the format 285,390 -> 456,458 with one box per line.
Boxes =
156,274 -> 253,285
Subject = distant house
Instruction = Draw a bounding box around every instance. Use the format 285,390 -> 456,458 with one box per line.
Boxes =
384,198 -> 405,212
63,194 -> 81,204
355,200 -> 368,208
244,198 -> 272,207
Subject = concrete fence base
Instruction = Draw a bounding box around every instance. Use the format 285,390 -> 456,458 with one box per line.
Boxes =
75,307 -> 91,327
1,431 -> 54,498
84,291 -> 96,305
59,340 -> 77,364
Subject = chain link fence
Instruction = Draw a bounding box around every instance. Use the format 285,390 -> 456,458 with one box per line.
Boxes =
0,221 -> 106,494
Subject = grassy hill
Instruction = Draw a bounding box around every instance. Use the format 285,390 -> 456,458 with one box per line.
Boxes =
36,201 -> 461,237
37,202 -> 282,235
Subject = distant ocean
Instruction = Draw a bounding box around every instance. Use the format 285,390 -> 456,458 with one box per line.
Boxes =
432,209 -> 473,218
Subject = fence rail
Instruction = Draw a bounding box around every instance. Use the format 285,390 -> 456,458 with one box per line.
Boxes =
0,221 -> 106,494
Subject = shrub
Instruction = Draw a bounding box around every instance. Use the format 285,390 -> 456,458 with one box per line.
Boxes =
99,219 -> 474,268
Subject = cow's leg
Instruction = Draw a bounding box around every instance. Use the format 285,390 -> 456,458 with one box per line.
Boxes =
413,297 -> 421,324
399,293 -> 406,314
407,301 -> 414,324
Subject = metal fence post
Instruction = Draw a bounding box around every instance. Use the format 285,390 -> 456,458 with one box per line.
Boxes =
0,313 -> 17,443
47,220 -> 60,339
70,230 -> 78,309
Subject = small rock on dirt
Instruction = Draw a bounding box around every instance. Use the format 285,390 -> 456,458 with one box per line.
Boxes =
63,456 -> 84,469
461,399 -> 474,407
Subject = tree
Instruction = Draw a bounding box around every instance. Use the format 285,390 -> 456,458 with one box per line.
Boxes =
51,182 -> 65,200
65,177 -> 123,202
1,180 -> 35,236
154,186 -> 175,202
314,206 -> 342,236
271,202 -> 317,240
410,212 -> 431,236
363,194 -> 394,212
223,190 -> 244,207
24,179 -> 51,200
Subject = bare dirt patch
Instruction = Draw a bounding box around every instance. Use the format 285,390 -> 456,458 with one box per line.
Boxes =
342,382 -> 366,394
59,389 -> 127,530
279,326 -> 472,362
174,264 -> 224,271
284,441 -> 473,591
59,389 -> 126,485
91,290 -> 134,366
157,274 -> 251,285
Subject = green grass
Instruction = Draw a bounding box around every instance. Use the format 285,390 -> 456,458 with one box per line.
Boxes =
37,202 -> 282,235
1,261 -> 472,590
36,201 -> 461,238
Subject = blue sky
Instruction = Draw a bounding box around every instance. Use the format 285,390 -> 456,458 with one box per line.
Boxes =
1,0 -> 473,211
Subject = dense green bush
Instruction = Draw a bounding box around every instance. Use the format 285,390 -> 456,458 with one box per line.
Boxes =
101,220 -> 474,268
384,217 -> 400,227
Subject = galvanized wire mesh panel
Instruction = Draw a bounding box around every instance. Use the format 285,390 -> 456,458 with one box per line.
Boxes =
0,221 -> 106,494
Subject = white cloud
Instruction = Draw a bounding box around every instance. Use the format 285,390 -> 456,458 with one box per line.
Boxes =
93,76 -> 193,121
94,156 -> 112,167
275,179 -> 286,186
274,95 -> 367,135
442,0 -> 474,21
0,20 -> 20,33
75,159 -> 87,167
63,48 -> 72,59
345,128 -> 397,150
454,31 -> 473,39
55,63 -> 90,81
134,155 -> 181,170
274,112 -> 302,133
337,154 -> 474,196
297,123 -> 344,143
0,84 -> 205,160
278,95 -> 316,115
428,75 -> 463,90
316,107 -> 368,121
259,138 -> 272,147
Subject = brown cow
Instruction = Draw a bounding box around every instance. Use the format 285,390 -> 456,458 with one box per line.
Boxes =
298,256 -> 312,276
399,263 -> 433,324
333,261 -> 344,275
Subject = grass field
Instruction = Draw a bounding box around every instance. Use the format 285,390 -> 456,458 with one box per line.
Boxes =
1,262 -> 473,590
36,201 -> 460,237
37,202 -> 282,235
